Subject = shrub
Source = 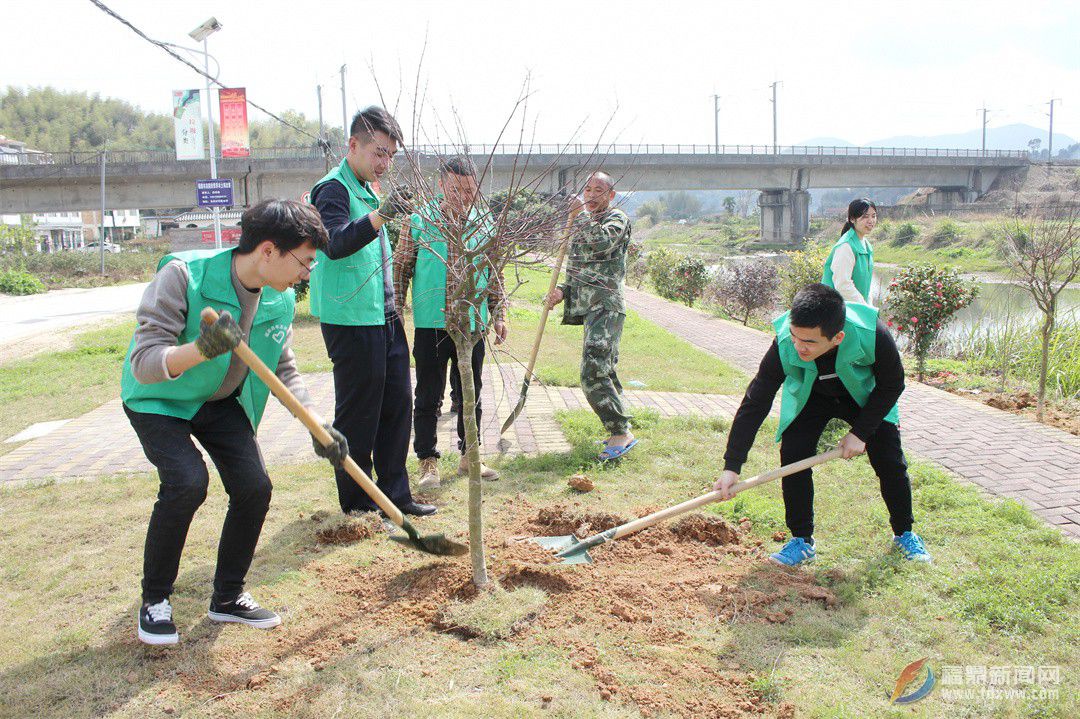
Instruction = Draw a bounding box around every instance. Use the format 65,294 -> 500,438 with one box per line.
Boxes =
645,247 -> 679,298
0,268 -> 46,295
706,259 -> 779,325
0,225 -> 38,256
636,201 -> 665,226
779,241 -> 830,307
670,254 -> 709,306
893,221 -> 920,246
930,218 -> 964,246
883,265 -> 978,380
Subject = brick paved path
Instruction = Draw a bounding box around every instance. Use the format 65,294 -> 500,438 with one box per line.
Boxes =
0,367 -> 743,486
625,286 -> 1080,538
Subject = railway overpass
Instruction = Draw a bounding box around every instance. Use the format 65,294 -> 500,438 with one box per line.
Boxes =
0,144 -> 1028,244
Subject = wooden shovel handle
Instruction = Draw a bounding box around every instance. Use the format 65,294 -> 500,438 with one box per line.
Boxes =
521,214 -> 575,381
612,448 -> 844,541
200,307 -> 406,527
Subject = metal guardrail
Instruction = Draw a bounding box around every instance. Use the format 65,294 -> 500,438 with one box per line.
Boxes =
1,144 -> 1030,166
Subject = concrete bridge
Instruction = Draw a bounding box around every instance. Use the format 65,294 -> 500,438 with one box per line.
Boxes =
0,144 -> 1028,244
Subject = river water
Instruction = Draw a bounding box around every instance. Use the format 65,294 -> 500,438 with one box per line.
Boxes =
699,249 -> 1080,343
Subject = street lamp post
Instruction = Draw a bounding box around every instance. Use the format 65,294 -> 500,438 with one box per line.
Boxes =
189,18 -> 223,248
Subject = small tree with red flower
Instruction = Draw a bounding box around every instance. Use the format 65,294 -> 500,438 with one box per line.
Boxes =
883,265 -> 978,381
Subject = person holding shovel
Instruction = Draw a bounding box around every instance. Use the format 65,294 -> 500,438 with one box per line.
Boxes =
309,106 -> 436,519
714,283 -> 931,566
394,156 -> 509,488
544,171 -> 635,461
822,198 -> 877,305
122,199 -> 350,645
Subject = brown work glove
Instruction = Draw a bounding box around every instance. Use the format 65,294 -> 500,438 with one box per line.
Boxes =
195,310 -> 242,359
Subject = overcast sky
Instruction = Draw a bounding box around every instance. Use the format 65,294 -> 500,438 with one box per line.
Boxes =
5,0 -> 1079,147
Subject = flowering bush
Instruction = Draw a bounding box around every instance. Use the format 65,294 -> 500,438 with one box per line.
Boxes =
670,255 -> 709,306
779,240 -> 830,307
646,248 -> 709,306
884,265 -> 978,380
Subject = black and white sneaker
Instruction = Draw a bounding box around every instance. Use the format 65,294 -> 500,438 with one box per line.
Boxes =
208,592 -> 281,629
138,598 -> 178,645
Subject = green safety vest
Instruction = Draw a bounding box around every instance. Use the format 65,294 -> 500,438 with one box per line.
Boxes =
822,227 -> 874,302
772,302 -> 900,440
410,200 -> 492,331
120,248 -> 296,429
309,158 -> 390,325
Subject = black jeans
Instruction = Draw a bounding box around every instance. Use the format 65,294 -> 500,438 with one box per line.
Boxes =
413,328 -> 485,459
125,399 -> 272,605
779,392 -> 914,539
321,318 -> 414,513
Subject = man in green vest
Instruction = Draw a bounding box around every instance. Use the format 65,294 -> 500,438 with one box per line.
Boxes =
122,199 -> 349,646
309,106 -> 436,518
394,156 -> 508,488
544,171 -> 635,461
714,283 -> 931,566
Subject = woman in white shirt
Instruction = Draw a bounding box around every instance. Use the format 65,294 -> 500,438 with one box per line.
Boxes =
822,198 -> 877,306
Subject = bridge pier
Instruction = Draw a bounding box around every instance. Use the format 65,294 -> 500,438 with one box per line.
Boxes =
757,188 -> 810,246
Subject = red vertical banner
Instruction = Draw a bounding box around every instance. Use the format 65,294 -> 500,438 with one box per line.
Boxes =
219,88 -> 250,158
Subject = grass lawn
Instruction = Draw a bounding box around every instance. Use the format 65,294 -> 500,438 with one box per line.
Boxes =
0,319 -> 135,457
290,266 -> 746,394
0,410 -> 1075,718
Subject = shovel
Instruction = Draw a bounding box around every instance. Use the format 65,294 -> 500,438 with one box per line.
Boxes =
499,214 -> 576,435
200,308 -> 466,557
531,448 -> 843,565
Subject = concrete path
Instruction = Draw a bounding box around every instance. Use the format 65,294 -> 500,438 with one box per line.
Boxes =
0,282 -> 147,346
0,366 -> 743,486
624,286 -> 1080,539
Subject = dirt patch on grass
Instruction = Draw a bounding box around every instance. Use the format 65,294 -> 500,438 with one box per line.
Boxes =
311,501 -> 825,718
140,501 -> 822,718
930,381 -> 1080,436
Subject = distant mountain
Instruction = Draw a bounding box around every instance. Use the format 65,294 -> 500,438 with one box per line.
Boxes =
798,123 -> 1075,152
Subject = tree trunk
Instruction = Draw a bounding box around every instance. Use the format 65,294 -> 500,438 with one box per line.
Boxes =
452,329 -> 489,587
1037,313 -> 1053,422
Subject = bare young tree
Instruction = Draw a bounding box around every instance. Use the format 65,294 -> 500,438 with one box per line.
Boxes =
1000,199 -> 1080,420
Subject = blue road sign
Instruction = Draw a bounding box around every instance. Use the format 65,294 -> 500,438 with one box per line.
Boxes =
196,179 -> 234,207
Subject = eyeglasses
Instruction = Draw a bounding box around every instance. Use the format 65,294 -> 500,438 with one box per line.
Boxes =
287,249 -> 319,273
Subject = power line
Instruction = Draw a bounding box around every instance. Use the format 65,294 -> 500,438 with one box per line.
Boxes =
87,0 -> 335,160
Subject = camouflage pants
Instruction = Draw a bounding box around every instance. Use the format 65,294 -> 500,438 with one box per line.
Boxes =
580,308 -> 631,435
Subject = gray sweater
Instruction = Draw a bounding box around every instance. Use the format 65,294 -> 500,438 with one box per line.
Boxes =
129,257 -> 312,408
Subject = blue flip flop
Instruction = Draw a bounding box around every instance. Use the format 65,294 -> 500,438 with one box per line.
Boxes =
598,439 -> 638,462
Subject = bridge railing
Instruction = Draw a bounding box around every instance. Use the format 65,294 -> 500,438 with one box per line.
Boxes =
1,144 -> 1028,166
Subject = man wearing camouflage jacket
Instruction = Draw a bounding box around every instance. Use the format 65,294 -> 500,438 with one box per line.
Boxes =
545,172 -> 636,460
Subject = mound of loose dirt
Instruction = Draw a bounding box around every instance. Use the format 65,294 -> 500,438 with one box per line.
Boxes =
568,474 -> 595,492
310,511 -> 380,544
312,501 -> 836,718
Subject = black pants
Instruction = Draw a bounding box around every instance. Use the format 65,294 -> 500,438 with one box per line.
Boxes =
779,392 -> 914,539
125,399 -> 271,605
413,328 -> 485,459
321,318 -> 414,513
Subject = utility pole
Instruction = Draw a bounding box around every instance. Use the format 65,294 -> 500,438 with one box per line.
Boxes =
979,105 -> 989,155
316,84 -> 325,142
713,94 -> 720,153
340,64 -> 349,149
1048,98 -> 1060,164
769,81 -> 780,154
203,38 -> 222,249
99,150 -> 106,275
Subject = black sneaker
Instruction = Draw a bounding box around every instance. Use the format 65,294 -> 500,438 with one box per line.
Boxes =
208,592 -> 281,629
138,598 -> 178,645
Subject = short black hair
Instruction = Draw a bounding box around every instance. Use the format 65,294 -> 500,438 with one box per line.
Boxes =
236,199 -> 329,254
439,155 -> 476,178
349,106 -> 403,144
789,283 -> 846,338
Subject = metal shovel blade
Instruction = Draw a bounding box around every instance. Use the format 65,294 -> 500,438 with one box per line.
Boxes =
529,535 -> 594,565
